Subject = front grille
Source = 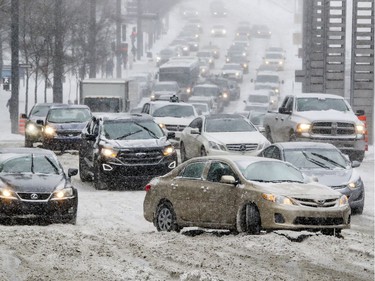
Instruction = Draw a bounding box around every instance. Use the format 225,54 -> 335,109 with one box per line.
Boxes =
117,149 -> 163,164
226,143 -> 258,152
17,192 -> 51,201
57,131 -> 81,137
311,122 -> 355,136
292,197 -> 337,208
294,217 -> 344,226
164,124 -> 186,132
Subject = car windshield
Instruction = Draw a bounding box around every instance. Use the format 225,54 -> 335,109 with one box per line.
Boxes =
30,105 -> 51,117
228,56 -> 246,63
103,120 -> 164,140
153,104 -> 195,118
205,118 -> 256,132
0,154 -> 61,174
265,53 -> 283,59
284,148 -> 349,170
296,98 -> 350,112
249,95 -> 269,103
193,87 -> 218,97
256,75 -> 279,83
197,52 -> 211,57
47,108 -> 91,123
244,105 -> 268,112
153,83 -> 178,92
223,64 -> 242,71
235,160 -> 304,183
191,103 -> 209,113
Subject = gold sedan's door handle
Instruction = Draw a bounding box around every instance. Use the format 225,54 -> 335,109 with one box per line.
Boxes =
200,186 -> 209,192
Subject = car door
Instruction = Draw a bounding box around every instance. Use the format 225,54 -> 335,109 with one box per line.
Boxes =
273,96 -> 292,142
169,160 -> 208,223
199,161 -> 238,224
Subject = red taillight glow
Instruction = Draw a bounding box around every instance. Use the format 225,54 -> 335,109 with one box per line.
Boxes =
145,184 -> 152,192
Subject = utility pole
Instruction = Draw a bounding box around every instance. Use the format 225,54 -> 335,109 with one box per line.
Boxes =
10,0 -> 19,134
116,0 -> 122,78
88,0 -> 97,78
53,0 -> 64,103
137,0 -> 143,60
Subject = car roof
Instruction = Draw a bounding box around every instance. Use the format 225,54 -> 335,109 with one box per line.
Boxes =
205,113 -> 244,120
0,147 -> 57,156
49,104 -> 90,110
292,93 -> 345,99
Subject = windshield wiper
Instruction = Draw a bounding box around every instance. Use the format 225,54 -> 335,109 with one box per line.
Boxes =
44,156 -> 60,174
134,122 -> 158,139
302,151 -> 331,169
115,129 -> 142,140
310,152 -> 346,169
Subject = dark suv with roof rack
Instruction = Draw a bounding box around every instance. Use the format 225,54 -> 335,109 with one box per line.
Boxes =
79,113 -> 178,190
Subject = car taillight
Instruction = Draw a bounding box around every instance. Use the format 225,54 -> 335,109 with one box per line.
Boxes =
145,184 -> 152,192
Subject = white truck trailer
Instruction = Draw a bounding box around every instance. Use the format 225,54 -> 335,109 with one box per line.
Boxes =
79,79 -> 140,113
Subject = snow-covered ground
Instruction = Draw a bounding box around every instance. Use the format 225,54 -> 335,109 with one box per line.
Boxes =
0,1 -> 374,280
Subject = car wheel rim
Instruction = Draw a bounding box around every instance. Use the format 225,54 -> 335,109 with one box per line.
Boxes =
158,207 -> 172,231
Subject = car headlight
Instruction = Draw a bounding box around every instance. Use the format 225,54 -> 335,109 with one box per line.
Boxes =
0,187 -> 17,200
183,47 -> 188,51
101,147 -> 118,158
274,88 -> 280,93
262,193 -> 294,205
235,72 -> 240,76
44,125 -> 56,136
265,61 -> 269,64
242,52 -> 246,56
226,58 -> 230,62
159,123 -> 166,129
338,195 -> 349,206
222,30 -> 226,34
51,186 -> 74,200
208,141 -> 226,151
26,123 -> 39,135
211,30 -> 215,34
348,178 -> 362,190
209,59 -> 213,64
163,145 -> 175,156
186,87 -> 191,94
279,61 -> 283,65
355,124 -> 366,134
222,92 -> 228,99
236,32 -> 240,36
296,123 -> 311,133
243,63 -> 248,68
194,43 -> 198,47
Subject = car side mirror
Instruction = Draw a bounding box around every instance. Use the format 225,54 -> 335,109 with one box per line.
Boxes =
351,160 -> 361,168
68,168 -> 78,177
278,107 -> 290,114
190,128 -> 200,135
21,113 -> 27,119
355,109 -> 365,116
220,175 -> 237,185
36,119 -> 44,125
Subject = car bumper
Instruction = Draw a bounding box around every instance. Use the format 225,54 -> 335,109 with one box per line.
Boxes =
332,185 -> 365,211
98,157 -> 177,188
260,203 -> 351,231
0,197 -> 77,221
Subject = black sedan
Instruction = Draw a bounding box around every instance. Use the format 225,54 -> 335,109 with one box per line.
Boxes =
0,148 -> 78,224
258,142 -> 365,214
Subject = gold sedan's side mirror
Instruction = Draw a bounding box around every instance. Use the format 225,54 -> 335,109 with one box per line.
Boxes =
220,175 -> 237,185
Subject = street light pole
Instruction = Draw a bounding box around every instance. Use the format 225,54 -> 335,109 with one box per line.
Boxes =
10,0 -> 19,134
116,0 -> 122,78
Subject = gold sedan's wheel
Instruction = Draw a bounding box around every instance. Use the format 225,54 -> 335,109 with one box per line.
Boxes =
246,204 -> 261,235
155,202 -> 180,232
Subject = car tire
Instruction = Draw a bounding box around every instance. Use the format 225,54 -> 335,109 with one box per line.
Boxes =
79,156 -> 91,182
25,138 -> 33,148
94,164 -> 107,190
348,151 -> 365,162
180,142 -> 187,162
321,228 -> 341,237
155,202 -> 180,232
201,146 -> 207,156
265,127 -> 273,143
245,204 -> 261,235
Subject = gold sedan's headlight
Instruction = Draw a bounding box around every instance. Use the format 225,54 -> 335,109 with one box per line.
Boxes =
262,193 -> 294,205
338,195 -> 349,206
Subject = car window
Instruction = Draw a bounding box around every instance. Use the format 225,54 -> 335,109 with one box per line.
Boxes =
180,162 -> 206,179
47,108 -> 91,123
102,120 -> 164,140
262,146 -> 281,159
205,118 -> 256,132
153,104 -> 195,118
30,105 -> 51,117
207,161 -> 237,182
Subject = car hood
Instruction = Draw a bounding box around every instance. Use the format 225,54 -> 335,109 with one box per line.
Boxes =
0,173 -> 65,193
103,138 -> 168,149
300,168 -> 353,186
251,181 -> 341,200
295,110 -> 359,123
154,116 -> 195,126
205,131 -> 267,144
47,122 -> 87,131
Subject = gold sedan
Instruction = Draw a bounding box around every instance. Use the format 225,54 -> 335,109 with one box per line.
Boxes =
143,155 -> 351,236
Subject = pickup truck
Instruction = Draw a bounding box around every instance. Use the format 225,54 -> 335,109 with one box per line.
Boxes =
263,93 -> 367,162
